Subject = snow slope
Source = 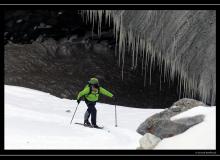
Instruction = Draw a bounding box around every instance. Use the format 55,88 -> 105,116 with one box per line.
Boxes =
4,85 -> 216,150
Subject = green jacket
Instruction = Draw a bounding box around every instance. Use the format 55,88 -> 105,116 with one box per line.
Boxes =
77,85 -> 113,102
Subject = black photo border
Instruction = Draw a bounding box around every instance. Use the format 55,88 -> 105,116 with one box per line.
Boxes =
1,2 -> 219,157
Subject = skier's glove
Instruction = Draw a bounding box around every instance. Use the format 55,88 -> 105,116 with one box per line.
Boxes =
77,99 -> 81,104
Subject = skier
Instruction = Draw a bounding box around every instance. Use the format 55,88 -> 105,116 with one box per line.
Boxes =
77,77 -> 114,128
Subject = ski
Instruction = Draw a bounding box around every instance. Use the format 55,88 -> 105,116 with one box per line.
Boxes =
74,122 -> 104,129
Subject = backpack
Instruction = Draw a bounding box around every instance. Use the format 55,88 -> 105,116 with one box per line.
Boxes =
85,82 -> 100,96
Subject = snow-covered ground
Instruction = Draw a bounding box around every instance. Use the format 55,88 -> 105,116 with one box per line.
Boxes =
4,85 -> 216,150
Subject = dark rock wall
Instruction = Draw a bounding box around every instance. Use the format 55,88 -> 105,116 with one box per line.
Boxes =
5,10 -> 89,44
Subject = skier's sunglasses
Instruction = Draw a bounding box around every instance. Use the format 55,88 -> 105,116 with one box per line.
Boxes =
93,84 -> 99,88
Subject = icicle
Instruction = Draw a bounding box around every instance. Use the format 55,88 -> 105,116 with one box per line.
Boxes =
114,18 -> 118,57
141,39 -> 145,76
131,35 -> 136,69
115,15 -> 121,58
149,59 -> 152,85
97,10 -> 103,37
128,30 -> 134,69
135,35 -> 140,69
91,11 -> 95,39
163,60 -> 167,83
118,12 -> 126,80
118,17 -> 124,67
183,76 -> 187,98
121,40 -> 125,81
144,48 -> 148,87
121,30 -> 126,80
179,76 -> 182,99
159,55 -> 163,89
108,10 -> 111,27
159,72 -> 162,91
128,29 -> 135,69
89,10 -> 92,24
105,10 -> 108,25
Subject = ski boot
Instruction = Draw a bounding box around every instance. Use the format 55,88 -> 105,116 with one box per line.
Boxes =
84,120 -> 92,127
92,124 -> 103,129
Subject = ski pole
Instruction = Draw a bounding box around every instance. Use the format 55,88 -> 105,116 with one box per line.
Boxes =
70,103 -> 79,125
114,97 -> 117,127
115,104 -> 117,127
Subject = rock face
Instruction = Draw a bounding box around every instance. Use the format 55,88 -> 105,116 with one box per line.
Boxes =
147,115 -> 204,139
137,133 -> 161,149
137,98 -> 207,137
4,10 -> 89,44
173,115 -> 205,127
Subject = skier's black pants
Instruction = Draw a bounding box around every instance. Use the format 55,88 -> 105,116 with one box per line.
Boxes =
84,99 -> 97,125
